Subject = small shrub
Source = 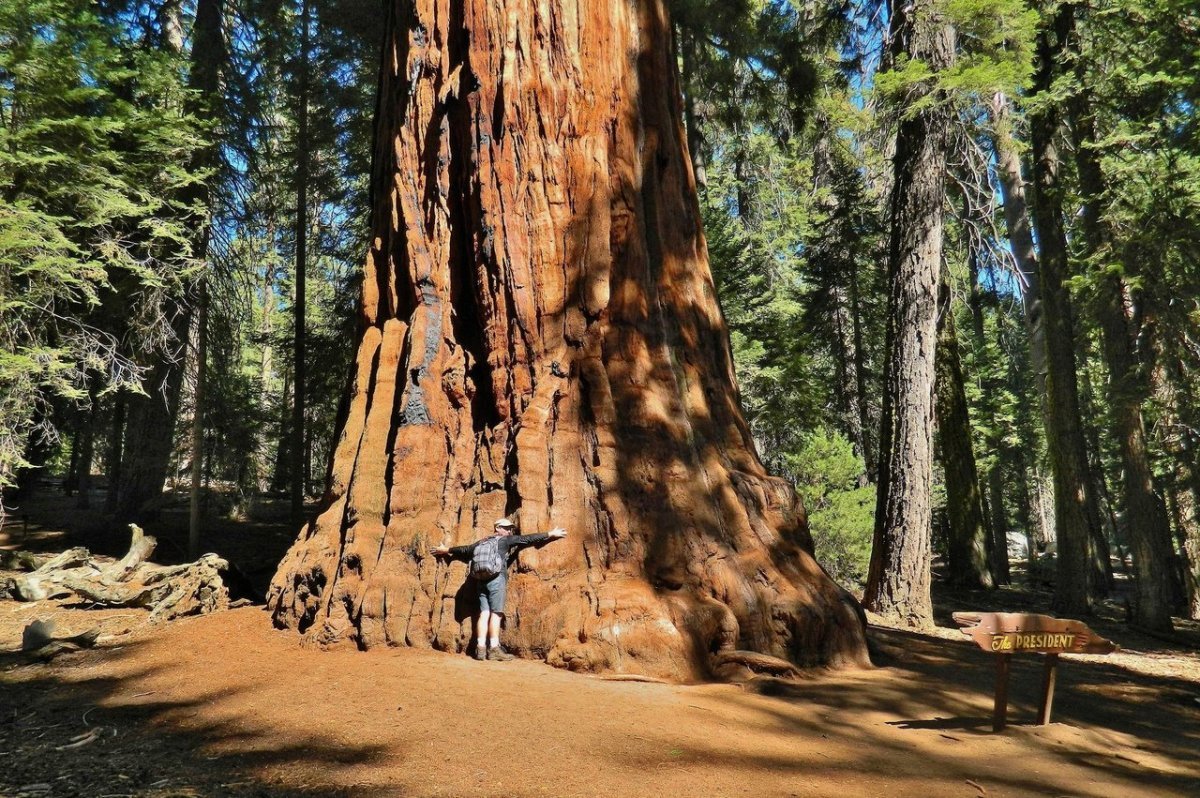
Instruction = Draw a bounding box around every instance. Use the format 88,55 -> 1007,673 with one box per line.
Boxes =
786,430 -> 875,590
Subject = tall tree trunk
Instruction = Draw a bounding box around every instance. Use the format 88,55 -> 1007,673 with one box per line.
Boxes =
114,0 -> 213,522
267,0 -> 868,679
118,326 -> 189,519
990,92 -> 1051,584
259,265 -> 275,493
291,0 -> 312,525
964,223 -> 1010,583
1164,476 -> 1200,618
1155,352 -> 1200,619
1013,454 -> 1037,578
1177,464 -> 1200,619
64,425 -> 81,498
990,92 -> 1047,404
863,2 -> 954,625
848,256 -> 878,481
1077,360 -> 1117,592
273,372 -> 292,493
187,0 -> 225,558
189,281 -> 209,557
993,93 -> 1060,585
935,281 -> 994,589
678,26 -> 707,190
1070,96 -> 1175,630
74,387 -> 99,509
1025,6 -> 1104,614
832,282 -> 869,484
814,137 -> 874,484
104,394 -> 125,513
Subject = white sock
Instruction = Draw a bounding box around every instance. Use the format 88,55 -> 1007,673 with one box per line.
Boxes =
489,637 -> 500,648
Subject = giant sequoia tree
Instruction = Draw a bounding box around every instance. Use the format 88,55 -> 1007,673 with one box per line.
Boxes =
267,0 -> 868,679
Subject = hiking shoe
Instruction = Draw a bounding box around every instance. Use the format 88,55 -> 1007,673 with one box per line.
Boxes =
487,646 -> 515,661
472,646 -> 486,661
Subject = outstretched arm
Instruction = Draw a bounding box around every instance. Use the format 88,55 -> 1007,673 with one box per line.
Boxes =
432,542 -> 475,562
507,527 -> 568,552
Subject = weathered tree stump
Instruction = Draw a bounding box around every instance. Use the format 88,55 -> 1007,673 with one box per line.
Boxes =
1,524 -> 230,622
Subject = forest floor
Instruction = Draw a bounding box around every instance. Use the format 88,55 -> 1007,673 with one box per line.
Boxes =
1,487 -> 1199,797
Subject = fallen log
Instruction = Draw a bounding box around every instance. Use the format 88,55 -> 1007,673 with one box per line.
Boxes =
1,524 -> 229,622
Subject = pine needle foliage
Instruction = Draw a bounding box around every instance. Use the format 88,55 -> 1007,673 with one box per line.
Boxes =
0,0 -> 204,494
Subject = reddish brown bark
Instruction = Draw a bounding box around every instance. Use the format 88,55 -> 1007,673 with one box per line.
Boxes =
267,0 -> 868,680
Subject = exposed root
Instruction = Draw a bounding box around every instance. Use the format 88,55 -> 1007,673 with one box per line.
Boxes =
712,650 -> 802,680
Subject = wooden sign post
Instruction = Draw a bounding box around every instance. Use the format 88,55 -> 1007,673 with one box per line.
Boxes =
952,612 -> 1118,732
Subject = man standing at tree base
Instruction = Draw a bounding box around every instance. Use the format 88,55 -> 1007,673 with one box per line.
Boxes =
433,518 -> 567,661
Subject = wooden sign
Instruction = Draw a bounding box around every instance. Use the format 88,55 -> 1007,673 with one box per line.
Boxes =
952,612 -> 1118,655
952,612 -> 1119,732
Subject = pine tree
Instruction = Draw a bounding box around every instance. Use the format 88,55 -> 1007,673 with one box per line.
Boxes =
0,0 -> 203,509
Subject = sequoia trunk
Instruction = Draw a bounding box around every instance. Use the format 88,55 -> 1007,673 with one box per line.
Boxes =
268,0 -> 868,679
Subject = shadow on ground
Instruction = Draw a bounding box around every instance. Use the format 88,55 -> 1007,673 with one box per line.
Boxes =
625,622 -> 1200,797
1,636 -> 393,798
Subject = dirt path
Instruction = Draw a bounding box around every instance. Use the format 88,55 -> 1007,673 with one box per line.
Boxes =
3,602 -> 1198,798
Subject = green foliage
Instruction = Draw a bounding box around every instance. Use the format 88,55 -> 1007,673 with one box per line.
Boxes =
788,431 -> 876,589
701,130 -> 825,460
189,0 -> 374,500
874,0 -> 1037,114
0,0 -> 204,491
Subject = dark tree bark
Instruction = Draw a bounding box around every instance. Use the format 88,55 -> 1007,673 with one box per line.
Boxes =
117,329 -> 189,519
990,92 -> 1046,403
290,0 -> 312,525
1014,456 -> 1038,578
848,261 -> 878,482
1025,6 -> 1105,615
935,282 -> 994,590
677,26 -> 707,191
1070,96 -> 1176,630
74,388 -> 99,510
64,424 -> 80,498
964,216 -> 1009,584
863,1 -> 954,625
1076,338 -> 1117,593
1176,462 -> 1200,619
267,0 -> 868,679
115,0 -> 210,521
1155,352 -> 1200,619
104,394 -> 125,514
1165,474 -> 1200,619
186,0 -> 225,559
832,280 -> 870,484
